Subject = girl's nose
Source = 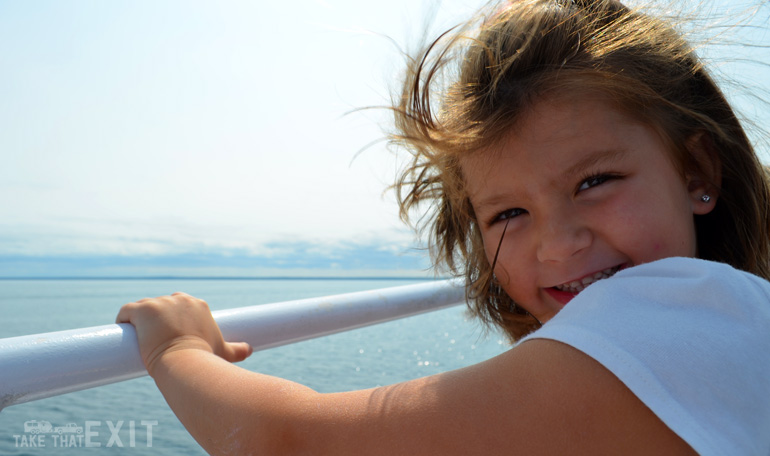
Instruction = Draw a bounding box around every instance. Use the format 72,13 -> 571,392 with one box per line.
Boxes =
536,214 -> 592,263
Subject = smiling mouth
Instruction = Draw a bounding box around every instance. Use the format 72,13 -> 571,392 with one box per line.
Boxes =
552,265 -> 622,294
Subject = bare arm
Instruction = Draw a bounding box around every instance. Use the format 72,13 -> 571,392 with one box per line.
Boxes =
118,294 -> 696,455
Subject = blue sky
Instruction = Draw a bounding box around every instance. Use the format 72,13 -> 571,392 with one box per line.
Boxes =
1,0 -> 768,277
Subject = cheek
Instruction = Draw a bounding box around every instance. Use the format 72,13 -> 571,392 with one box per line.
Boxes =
611,196 -> 696,261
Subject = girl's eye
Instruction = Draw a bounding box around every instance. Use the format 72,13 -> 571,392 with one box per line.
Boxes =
577,173 -> 618,192
492,208 -> 527,224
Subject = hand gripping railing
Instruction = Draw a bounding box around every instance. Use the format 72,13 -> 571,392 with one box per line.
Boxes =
0,279 -> 465,411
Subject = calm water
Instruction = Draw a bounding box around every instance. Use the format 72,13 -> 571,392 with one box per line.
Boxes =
0,279 -> 508,455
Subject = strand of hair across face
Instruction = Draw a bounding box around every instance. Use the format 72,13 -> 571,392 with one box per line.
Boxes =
489,215 -> 545,327
490,216 -> 512,279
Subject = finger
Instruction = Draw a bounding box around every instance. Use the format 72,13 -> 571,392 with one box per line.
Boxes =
223,342 -> 253,363
116,302 -> 138,324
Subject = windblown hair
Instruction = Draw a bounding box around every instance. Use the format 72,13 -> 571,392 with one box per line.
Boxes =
391,0 -> 770,341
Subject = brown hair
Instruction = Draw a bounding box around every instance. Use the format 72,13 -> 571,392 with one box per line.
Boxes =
391,0 -> 770,341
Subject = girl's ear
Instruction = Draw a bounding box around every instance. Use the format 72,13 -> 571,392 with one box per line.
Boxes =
686,132 -> 722,215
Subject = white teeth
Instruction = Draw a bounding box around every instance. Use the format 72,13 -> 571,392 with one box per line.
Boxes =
554,266 -> 620,294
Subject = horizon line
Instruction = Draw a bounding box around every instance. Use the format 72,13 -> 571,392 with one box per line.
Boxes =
0,275 -> 446,281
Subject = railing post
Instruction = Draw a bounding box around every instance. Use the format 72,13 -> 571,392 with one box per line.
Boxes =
0,279 -> 464,410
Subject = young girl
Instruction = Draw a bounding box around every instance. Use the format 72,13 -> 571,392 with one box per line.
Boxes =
117,0 -> 770,454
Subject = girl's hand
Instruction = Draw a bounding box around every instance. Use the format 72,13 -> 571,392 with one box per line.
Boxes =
116,293 -> 252,377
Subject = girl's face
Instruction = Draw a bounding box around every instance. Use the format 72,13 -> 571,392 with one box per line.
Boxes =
462,94 -> 716,324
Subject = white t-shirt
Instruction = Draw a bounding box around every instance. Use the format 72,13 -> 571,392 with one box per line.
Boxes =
520,257 -> 770,456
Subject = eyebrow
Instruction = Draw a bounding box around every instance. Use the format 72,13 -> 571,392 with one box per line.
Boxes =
562,148 -> 629,180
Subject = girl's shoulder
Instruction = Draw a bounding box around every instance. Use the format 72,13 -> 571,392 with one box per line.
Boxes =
522,257 -> 770,455
534,257 -> 770,331
612,257 -> 770,296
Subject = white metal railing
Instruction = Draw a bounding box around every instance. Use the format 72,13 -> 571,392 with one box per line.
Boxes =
0,279 -> 465,411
